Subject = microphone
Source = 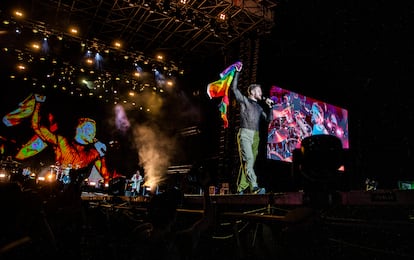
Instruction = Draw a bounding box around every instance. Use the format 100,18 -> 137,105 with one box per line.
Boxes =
262,96 -> 275,106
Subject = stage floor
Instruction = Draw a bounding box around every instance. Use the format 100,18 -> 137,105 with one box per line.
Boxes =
82,188 -> 414,206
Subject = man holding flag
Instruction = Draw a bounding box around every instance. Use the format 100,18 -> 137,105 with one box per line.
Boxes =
207,61 -> 273,194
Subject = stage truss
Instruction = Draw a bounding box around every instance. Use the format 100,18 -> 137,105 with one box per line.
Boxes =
1,0 -> 278,63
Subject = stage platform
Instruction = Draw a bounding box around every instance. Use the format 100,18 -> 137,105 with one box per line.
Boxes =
81,189 -> 414,207
181,190 -> 414,223
81,189 -> 414,224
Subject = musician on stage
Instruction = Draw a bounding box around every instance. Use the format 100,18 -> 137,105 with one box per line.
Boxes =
131,169 -> 143,196
31,94 -> 112,189
231,63 -> 273,195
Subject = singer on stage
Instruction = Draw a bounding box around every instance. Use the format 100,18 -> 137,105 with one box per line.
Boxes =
30,94 -> 112,187
231,63 -> 273,195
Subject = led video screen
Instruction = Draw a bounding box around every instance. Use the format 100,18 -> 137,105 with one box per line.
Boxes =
266,86 -> 349,162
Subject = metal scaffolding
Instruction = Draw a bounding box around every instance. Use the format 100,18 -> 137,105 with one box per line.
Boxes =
2,0 -> 278,63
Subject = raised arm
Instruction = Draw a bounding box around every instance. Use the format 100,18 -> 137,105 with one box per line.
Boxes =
231,71 -> 245,102
31,95 -> 58,145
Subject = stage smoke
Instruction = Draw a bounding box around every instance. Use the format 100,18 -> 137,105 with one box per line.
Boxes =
114,104 -> 131,134
133,123 -> 177,190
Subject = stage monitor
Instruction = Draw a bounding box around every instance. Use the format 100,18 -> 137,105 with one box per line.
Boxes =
266,86 -> 349,163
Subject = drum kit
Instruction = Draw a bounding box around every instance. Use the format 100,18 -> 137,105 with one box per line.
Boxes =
268,128 -> 289,143
267,109 -> 310,161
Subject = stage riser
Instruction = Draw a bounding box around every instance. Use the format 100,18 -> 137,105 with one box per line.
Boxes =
183,190 -> 414,207
340,190 -> 414,206
79,189 -> 414,208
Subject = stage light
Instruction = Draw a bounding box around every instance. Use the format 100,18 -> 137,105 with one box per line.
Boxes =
69,27 -> 78,34
95,53 -> 103,70
2,16 -> 184,104
42,38 -> 49,53
85,50 -> 92,57
113,41 -> 122,48
13,10 -> 24,18
31,43 -> 41,50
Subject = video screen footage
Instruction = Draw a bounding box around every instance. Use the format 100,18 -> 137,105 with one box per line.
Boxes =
266,86 -> 349,162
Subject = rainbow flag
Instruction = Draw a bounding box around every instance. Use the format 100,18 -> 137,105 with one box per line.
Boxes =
207,61 -> 242,128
